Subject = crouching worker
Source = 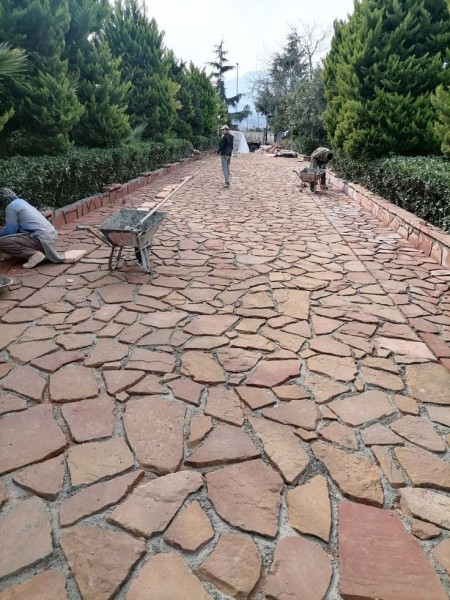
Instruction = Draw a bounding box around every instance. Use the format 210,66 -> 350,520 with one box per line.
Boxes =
310,147 -> 334,190
0,188 -> 65,268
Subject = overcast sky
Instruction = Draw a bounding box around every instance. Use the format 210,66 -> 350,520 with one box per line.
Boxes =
144,0 -> 355,76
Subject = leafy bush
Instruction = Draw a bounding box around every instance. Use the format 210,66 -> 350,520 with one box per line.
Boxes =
332,152 -> 450,232
0,139 -> 192,211
191,135 -> 218,151
291,134 -> 329,156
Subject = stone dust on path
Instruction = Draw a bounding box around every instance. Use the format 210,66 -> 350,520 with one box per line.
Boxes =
0,153 -> 449,599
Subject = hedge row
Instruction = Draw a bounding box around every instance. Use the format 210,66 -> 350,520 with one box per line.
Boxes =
0,138 -> 209,211
332,153 -> 450,233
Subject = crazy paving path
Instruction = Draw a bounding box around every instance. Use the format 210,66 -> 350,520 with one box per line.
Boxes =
0,153 -> 450,600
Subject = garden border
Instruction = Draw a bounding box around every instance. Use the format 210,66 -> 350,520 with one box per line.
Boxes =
43,154 -> 200,229
327,171 -> 450,270
299,156 -> 450,270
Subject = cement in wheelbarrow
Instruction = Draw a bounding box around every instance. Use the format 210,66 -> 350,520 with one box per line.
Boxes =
99,208 -> 165,233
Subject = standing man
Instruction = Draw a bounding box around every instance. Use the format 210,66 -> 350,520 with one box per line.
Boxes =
0,187 -> 65,268
310,147 -> 334,190
217,125 -> 234,188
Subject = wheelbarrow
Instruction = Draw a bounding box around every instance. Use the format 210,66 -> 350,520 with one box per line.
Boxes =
76,209 -> 166,272
293,167 -> 326,193
75,174 -> 195,273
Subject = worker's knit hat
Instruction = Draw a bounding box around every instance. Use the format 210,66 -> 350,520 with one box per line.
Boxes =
0,188 -> 18,204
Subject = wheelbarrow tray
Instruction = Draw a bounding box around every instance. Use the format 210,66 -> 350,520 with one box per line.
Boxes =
298,167 -> 326,182
77,208 -> 167,272
98,209 -> 166,248
294,167 -> 326,193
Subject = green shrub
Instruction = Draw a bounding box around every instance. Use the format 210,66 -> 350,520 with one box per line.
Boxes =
291,134 -> 329,156
332,152 -> 450,232
191,135 -> 218,151
0,139 -> 192,211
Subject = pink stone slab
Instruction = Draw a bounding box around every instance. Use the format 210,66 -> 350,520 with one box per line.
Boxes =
339,502 -> 447,600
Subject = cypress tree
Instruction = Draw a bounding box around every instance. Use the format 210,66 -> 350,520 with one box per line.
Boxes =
166,52 -> 194,140
105,0 -> 177,138
323,0 -> 450,160
165,54 -> 219,141
0,0 -> 83,155
188,65 -> 221,138
65,0 -> 131,147
71,38 -> 131,147
432,84 -> 450,157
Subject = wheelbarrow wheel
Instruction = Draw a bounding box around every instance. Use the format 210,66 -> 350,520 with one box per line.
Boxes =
309,181 -> 316,193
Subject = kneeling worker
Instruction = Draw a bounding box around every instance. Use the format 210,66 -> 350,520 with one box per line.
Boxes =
310,147 -> 334,190
0,187 -> 65,268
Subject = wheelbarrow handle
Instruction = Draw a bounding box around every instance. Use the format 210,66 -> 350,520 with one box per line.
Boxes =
75,224 -> 112,247
138,174 -> 195,226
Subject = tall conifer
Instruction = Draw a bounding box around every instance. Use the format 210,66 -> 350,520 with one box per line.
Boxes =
105,0 -> 177,138
65,0 -> 131,147
323,0 -> 450,159
0,0 -> 83,155
188,65 -> 220,138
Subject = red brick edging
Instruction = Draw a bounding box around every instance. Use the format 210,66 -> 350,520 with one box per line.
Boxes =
42,155 -> 200,228
298,154 -> 450,270
327,171 -> 450,270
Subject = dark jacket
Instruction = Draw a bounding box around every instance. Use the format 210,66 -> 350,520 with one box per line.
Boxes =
310,147 -> 332,167
218,132 -> 234,156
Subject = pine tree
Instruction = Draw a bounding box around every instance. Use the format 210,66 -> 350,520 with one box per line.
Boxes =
286,67 -> 328,153
323,0 -> 450,160
0,0 -> 83,155
105,0 -> 177,138
65,0 -> 131,147
209,39 -> 242,119
253,27 -> 313,133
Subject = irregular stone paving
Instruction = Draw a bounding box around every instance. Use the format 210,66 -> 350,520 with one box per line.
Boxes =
0,153 -> 449,599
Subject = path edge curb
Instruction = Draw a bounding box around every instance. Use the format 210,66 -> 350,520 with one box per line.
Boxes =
327,170 -> 450,270
42,154 -> 202,229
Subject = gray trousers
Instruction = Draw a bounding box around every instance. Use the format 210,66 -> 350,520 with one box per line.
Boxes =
221,155 -> 231,185
0,233 -> 43,259
310,157 -> 327,185
0,233 -> 64,262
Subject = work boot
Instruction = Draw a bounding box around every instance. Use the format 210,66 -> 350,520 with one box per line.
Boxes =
22,251 -> 45,269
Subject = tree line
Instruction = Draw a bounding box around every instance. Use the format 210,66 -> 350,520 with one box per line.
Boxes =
252,0 -> 450,159
0,0 -> 222,157
1,0 -> 449,162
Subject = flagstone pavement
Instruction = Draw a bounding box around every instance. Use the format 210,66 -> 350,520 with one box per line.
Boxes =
0,152 -> 450,600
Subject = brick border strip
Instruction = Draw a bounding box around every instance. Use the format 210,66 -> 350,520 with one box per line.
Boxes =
42,155 -> 201,229
328,171 -> 450,270
297,154 -> 450,270
297,156 -> 450,369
